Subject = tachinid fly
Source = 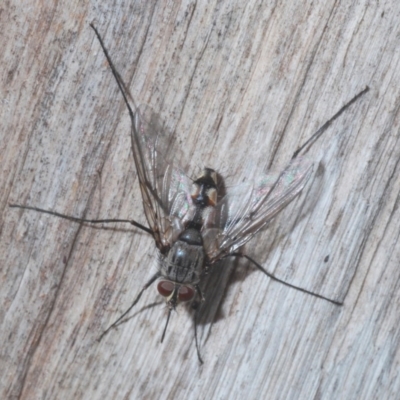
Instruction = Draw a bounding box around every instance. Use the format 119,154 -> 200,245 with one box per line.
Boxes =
10,24 -> 369,363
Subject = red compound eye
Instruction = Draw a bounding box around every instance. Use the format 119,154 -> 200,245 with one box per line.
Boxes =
157,281 -> 174,297
178,285 -> 195,302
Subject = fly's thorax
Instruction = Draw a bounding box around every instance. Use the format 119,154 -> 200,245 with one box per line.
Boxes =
159,228 -> 205,285
157,228 -> 205,309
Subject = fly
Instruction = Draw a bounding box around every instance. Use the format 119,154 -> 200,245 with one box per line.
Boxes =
10,24 -> 369,364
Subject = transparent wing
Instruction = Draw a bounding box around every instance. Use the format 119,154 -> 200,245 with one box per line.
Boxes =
203,157 -> 313,260
90,25 -> 193,253
131,105 -> 194,252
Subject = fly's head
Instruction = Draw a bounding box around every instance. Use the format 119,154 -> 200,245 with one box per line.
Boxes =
191,168 -> 218,207
157,280 -> 196,310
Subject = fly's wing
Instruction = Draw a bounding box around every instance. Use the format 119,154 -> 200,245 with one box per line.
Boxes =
203,157 -> 313,260
132,105 -> 193,252
90,24 -> 192,252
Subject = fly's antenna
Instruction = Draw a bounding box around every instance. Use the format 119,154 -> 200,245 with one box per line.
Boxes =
292,86 -> 369,159
97,272 -> 160,342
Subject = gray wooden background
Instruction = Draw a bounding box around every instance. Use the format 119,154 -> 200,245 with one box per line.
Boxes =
1,1 -> 399,399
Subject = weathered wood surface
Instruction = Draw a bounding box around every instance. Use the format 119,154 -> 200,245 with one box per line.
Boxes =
1,1 -> 399,399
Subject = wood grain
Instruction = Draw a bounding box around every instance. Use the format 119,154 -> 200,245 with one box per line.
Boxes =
1,1 -> 399,399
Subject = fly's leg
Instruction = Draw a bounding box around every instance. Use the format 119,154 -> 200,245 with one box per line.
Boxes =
97,272 -> 160,342
194,284 -> 205,303
227,253 -> 343,306
192,300 -> 204,364
222,88 -> 370,306
9,204 -> 152,234
292,86 -> 369,159
191,284 -> 206,364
